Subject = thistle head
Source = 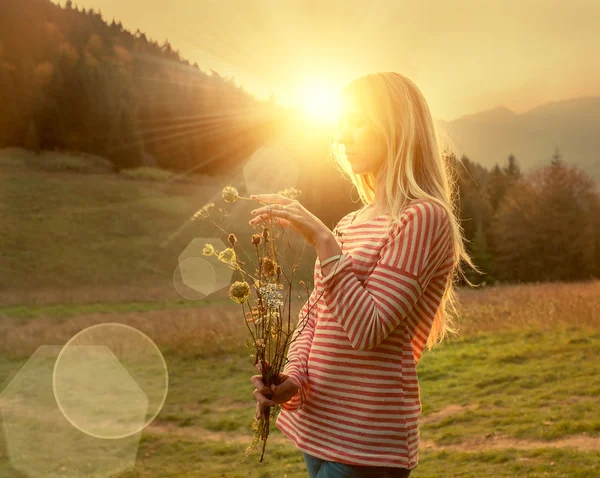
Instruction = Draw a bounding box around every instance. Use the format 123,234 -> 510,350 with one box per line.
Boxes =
251,234 -> 262,246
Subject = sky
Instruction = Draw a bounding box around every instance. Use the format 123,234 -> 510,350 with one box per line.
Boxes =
58,0 -> 600,122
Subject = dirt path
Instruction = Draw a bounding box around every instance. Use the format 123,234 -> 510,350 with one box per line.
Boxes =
419,404 -> 600,452
420,435 -> 600,452
145,422 -> 600,452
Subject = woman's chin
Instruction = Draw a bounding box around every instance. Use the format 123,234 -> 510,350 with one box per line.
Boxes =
350,163 -> 366,174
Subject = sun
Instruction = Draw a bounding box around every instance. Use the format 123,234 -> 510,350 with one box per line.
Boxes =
298,81 -> 341,125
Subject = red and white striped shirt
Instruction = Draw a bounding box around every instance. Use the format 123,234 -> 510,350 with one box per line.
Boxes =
275,199 -> 454,470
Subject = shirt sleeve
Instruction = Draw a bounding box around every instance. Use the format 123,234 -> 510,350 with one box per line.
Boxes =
318,201 -> 452,351
280,291 -> 317,411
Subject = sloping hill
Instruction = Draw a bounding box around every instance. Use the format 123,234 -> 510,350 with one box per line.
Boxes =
0,151 -> 316,305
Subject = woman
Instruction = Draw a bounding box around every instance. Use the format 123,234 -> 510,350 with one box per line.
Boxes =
249,72 -> 477,477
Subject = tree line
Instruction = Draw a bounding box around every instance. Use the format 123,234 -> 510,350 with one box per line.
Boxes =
1,0 -> 286,173
1,0 -> 598,286
447,149 -> 600,285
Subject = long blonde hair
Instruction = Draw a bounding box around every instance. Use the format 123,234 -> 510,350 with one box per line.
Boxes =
329,72 -> 482,351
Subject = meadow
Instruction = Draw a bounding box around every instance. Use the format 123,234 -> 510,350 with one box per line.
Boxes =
0,152 -> 599,477
1,279 -> 599,477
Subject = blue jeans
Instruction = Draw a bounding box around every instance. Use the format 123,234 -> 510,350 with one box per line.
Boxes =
302,452 -> 412,478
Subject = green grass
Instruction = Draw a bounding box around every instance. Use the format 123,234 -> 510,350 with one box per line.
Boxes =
1,325 -> 598,477
0,297 -> 234,321
0,157 -> 598,476
0,165 -> 316,300
418,326 -> 600,444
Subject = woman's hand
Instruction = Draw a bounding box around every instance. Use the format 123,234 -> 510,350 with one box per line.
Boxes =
251,361 -> 300,419
249,193 -> 329,247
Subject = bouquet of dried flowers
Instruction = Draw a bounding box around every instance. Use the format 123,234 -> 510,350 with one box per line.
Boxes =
191,185 -> 338,462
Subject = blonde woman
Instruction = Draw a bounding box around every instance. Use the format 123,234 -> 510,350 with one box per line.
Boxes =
249,72 -> 478,477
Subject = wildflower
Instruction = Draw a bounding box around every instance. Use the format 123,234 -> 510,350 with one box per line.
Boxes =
218,247 -> 236,265
278,187 -> 302,200
245,307 -> 262,323
262,257 -> 276,276
228,233 -> 237,247
229,281 -> 251,304
255,338 -> 265,350
258,282 -> 284,310
222,186 -> 239,203
192,202 -> 214,220
257,304 -> 268,317
252,234 -> 262,246
202,243 -> 215,256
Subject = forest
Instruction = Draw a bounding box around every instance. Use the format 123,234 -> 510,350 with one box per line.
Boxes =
1,0 -> 599,286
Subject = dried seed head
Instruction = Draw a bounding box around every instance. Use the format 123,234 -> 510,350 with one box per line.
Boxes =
229,281 -> 250,304
228,233 -> 237,247
221,186 -> 239,203
278,187 -> 302,200
257,282 -> 284,309
251,234 -> 262,246
218,247 -> 236,265
193,202 -> 215,220
262,257 -> 276,276
202,243 -> 215,256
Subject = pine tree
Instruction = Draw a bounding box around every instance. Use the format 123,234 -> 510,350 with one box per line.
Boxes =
487,163 -> 507,211
550,146 -> 563,166
503,153 -> 521,186
467,218 -> 495,285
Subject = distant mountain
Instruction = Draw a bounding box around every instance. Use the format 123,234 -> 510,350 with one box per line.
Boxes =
435,97 -> 600,184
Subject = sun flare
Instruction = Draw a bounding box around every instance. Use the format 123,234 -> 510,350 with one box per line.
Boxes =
298,81 -> 341,125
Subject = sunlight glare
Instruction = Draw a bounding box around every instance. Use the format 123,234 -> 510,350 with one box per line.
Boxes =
299,81 -> 341,125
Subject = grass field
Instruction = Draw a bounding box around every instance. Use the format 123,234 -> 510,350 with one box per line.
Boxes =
0,155 -> 599,477
0,280 -> 598,477
0,154 -> 317,306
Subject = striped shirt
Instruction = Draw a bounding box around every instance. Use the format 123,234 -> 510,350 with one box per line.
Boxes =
275,199 -> 454,470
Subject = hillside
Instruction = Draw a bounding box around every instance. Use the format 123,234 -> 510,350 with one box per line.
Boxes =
0,151 -> 318,306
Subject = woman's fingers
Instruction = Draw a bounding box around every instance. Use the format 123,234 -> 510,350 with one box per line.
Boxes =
251,374 -> 275,409
251,363 -> 290,409
250,375 -> 271,394
253,388 -> 276,406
